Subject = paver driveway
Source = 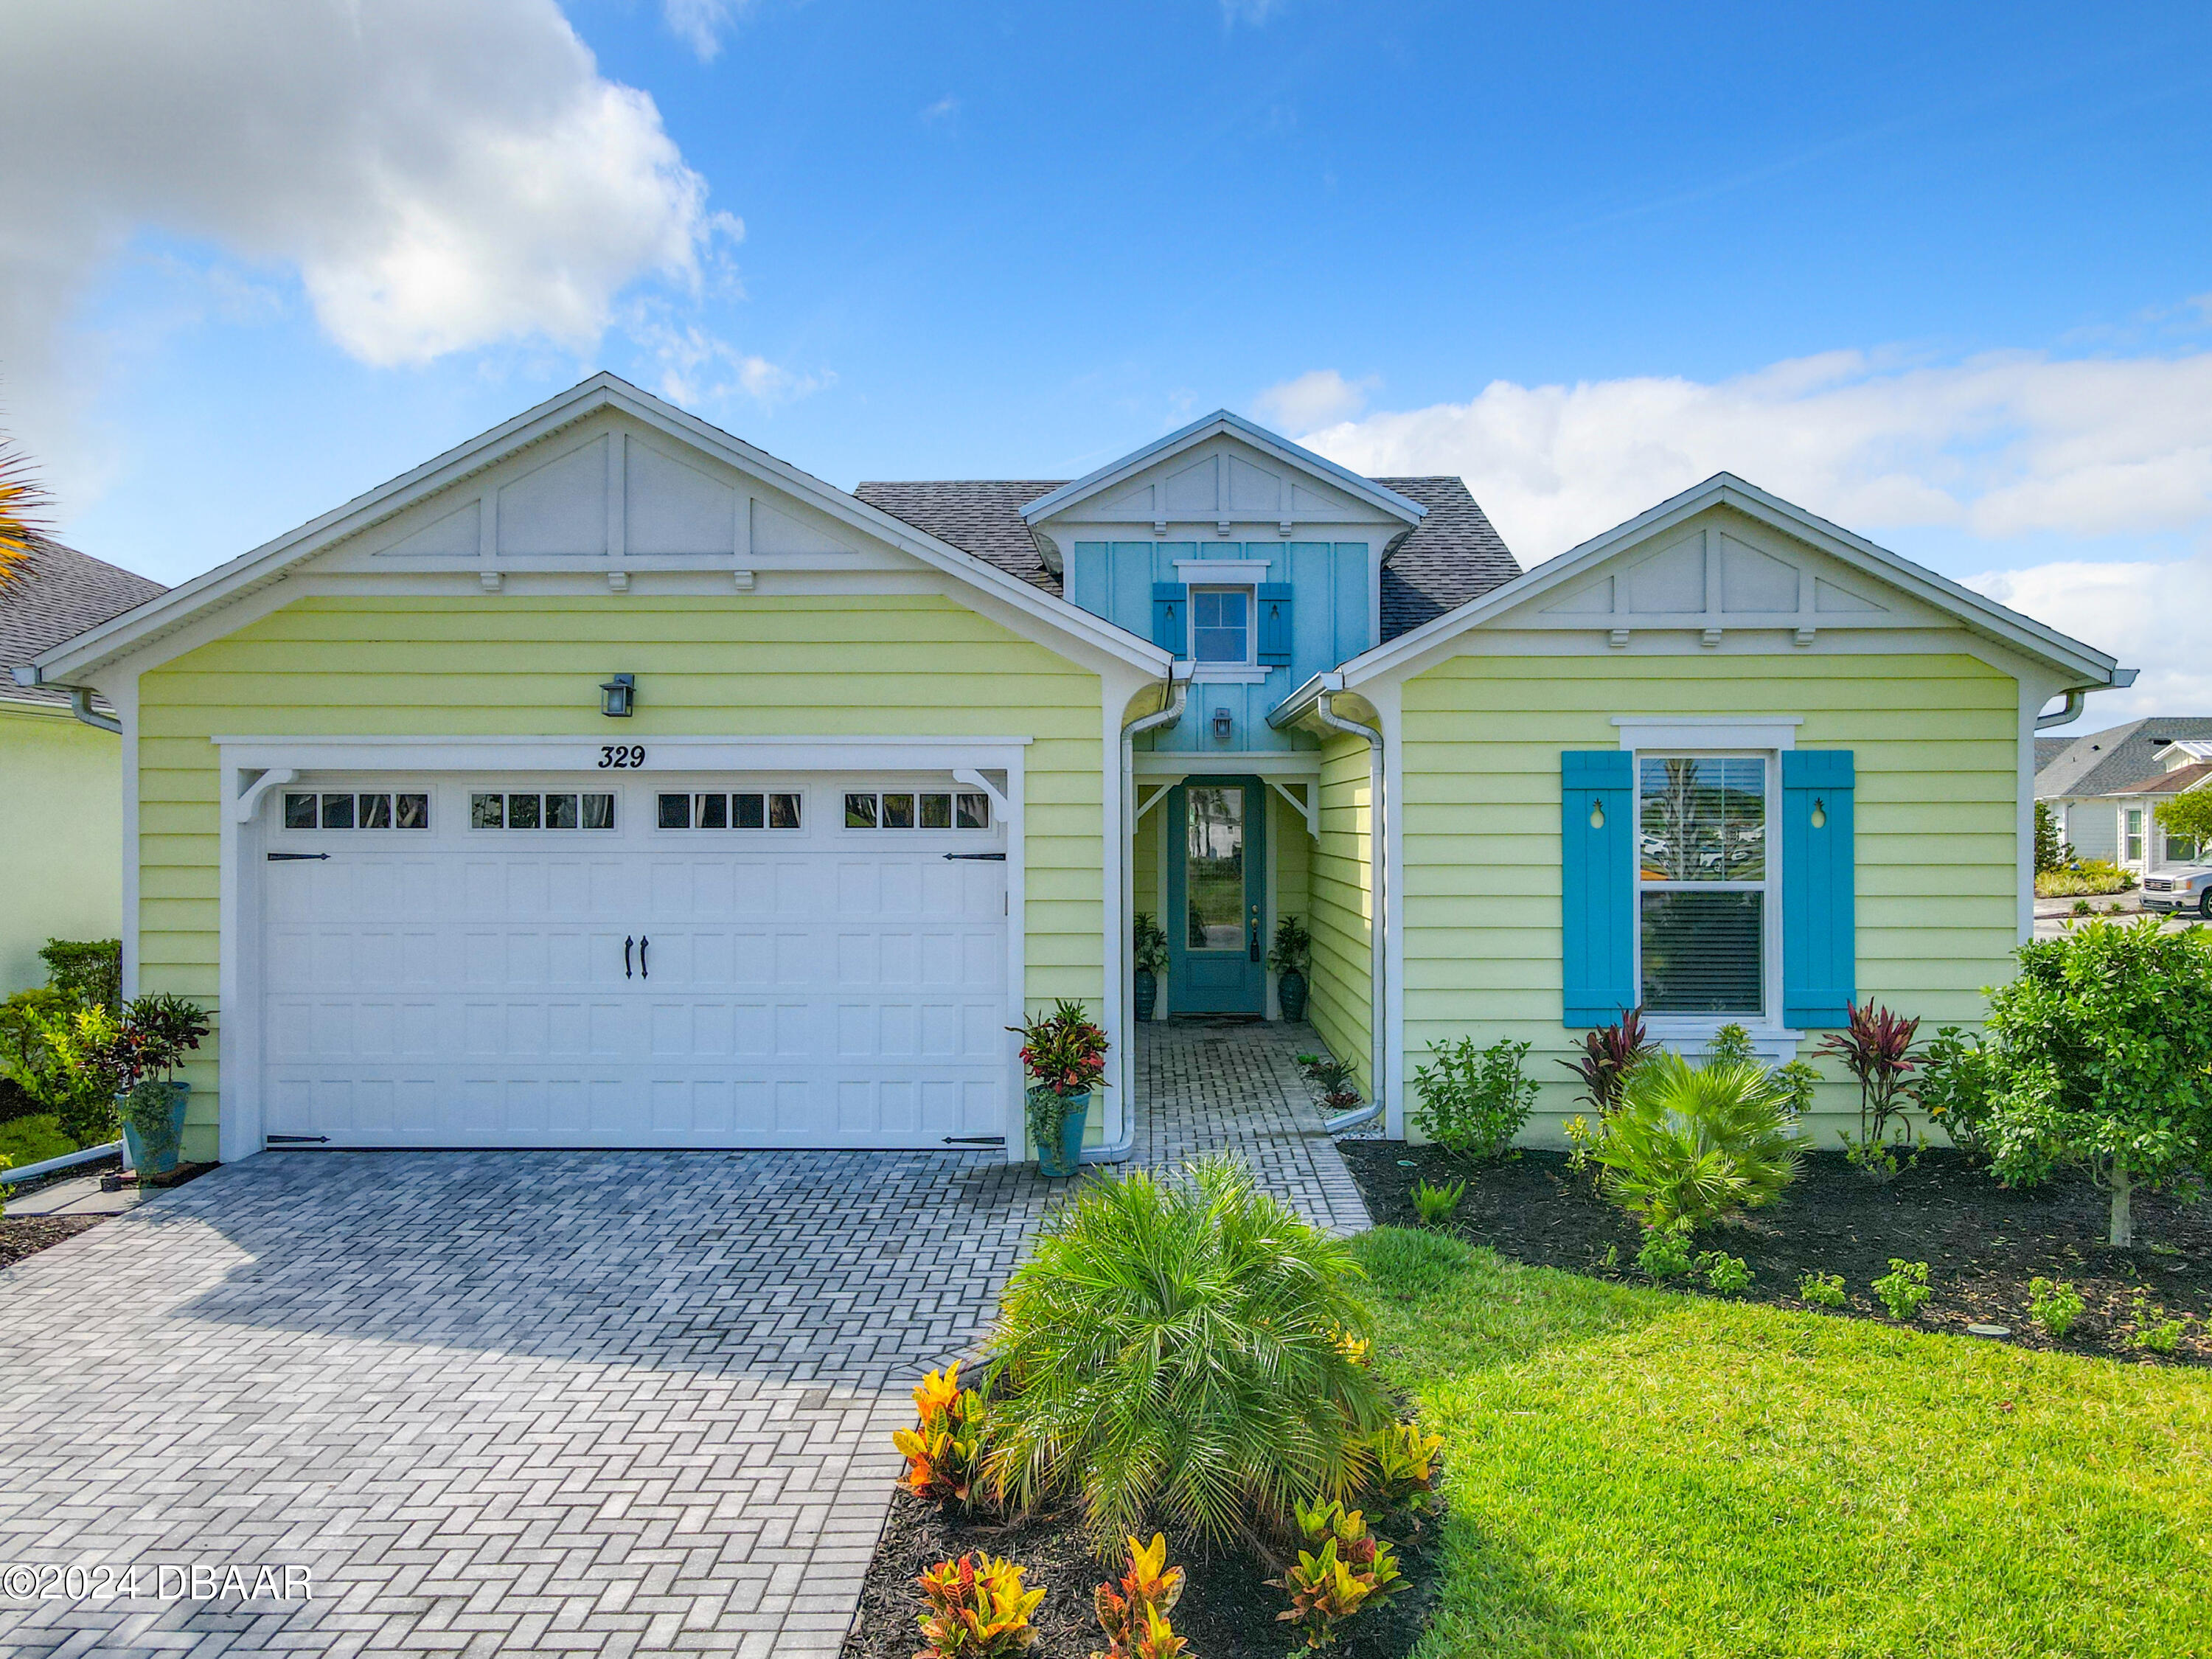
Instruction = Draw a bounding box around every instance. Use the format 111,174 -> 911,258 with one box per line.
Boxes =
0,1150 -> 1052,1657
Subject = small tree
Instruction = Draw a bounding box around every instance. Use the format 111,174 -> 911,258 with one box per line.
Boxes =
2034,801 -> 2073,874
2154,787 -> 2212,858
1975,919 -> 2212,1247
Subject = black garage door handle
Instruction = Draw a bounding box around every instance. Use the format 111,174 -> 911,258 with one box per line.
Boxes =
639,936 -> 649,978
625,936 -> 633,978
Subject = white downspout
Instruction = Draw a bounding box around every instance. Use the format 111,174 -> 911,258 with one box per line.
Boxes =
1084,669 -> 1188,1165
1312,689 -> 1386,1135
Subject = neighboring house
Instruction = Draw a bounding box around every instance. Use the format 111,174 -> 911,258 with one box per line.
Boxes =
21,376 -> 2126,1164
0,540 -> 166,991
2035,718 -> 2212,874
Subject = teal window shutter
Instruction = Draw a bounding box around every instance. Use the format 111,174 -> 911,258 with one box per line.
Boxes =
1782,750 -> 1855,1028
1151,583 -> 1188,655
1256,583 -> 1293,664
1561,751 -> 1634,1026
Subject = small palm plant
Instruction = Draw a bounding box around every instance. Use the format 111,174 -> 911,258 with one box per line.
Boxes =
1595,1052 -> 1804,1231
983,1156 -> 1391,1551
0,430 -> 50,594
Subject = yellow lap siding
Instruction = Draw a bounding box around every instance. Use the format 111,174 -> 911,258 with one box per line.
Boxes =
136,593 -> 1107,1161
1398,648 -> 2020,1143
1306,731 -> 1374,1094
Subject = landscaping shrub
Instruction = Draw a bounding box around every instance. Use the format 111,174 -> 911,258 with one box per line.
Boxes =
894,1363 -> 987,1511
913,1554 -> 1043,1658
1872,1259 -> 1931,1320
6,1001 -> 125,1147
2027,1277 -> 2084,1339
1269,1498 -> 1402,1651
1296,1052 -> 1361,1114
1411,1036 -> 1535,1158
2034,801 -> 2072,874
1357,1420 -> 1443,1513
1595,1052 -> 1804,1231
1797,1270 -> 1847,1307
1634,1220 -> 1694,1281
1820,1001 -> 1924,1178
1560,1007 -> 1655,1120
2035,858 -> 2137,898
1090,1534 -> 1188,1659
2128,1292 -> 2190,1355
1697,1251 -> 1752,1294
0,1113 -> 76,1172
38,938 -> 120,1012
983,1156 -> 1390,1548
1916,1026 -> 1998,1164
1410,1176 -> 1464,1225
1970,919 -> 2212,1248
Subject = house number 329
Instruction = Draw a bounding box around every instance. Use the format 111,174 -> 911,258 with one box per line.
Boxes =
598,745 -> 646,768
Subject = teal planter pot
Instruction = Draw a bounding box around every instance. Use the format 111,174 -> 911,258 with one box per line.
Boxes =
121,1081 -> 191,1177
1028,1087 -> 1091,1178
1133,969 -> 1158,1023
1277,970 -> 1309,1023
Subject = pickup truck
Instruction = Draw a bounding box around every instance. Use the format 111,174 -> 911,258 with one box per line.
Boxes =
2139,868 -> 2212,917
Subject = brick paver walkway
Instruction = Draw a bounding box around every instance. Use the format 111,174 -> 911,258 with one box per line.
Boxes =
1134,1019 -> 1373,1235
0,1026 -> 1364,1656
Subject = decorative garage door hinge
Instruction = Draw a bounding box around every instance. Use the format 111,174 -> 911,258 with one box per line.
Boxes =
266,852 -> 330,861
941,852 -> 1006,860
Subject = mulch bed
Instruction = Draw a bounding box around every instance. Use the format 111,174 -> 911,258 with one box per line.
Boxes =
844,1490 -> 1443,1659
0,1214 -> 108,1270
1342,1141 -> 2211,1364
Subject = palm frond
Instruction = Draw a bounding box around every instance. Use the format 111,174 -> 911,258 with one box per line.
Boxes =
0,431 -> 51,592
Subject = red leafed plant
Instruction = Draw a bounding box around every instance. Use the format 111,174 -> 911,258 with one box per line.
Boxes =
1010,999 -> 1109,1096
1559,1007 -> 1657,1119
1819,1001 -> 1924,1177
893,1362 -> 988,1510
1090,1533 -> 1188,1659
914,1552 -> 1044,1658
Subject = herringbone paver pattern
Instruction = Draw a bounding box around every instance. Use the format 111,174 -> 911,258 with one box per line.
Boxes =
0,1028 -> 1363,1655
0,1152 -> 1051,1657
1135,1020 -> 1372,1235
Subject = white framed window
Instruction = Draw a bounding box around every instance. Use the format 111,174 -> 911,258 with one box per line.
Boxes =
657,790 -> 802,830
1633,754 -> 1775,1021
283,790 -> 430,831
1189,587 -> 1252,665
2168,830 -> 2201,865
842,790 -> 989,830
2124,807 -> 2146,863
470,791 -> 617,830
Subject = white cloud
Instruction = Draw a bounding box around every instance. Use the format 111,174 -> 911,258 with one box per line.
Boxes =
630,313 -> 832,410
1252,369 -> 1377,431
1287,346 -> 2212,722
661,0 -> 749,63
0,0 -> 733,501
920,95 -> 961,124
1220,0 -> 1288,21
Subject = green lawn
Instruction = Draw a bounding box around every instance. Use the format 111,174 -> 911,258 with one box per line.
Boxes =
1354,1228 -> 2212,1659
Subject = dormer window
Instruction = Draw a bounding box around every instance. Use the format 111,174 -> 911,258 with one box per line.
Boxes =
1192,588 -> 1252,664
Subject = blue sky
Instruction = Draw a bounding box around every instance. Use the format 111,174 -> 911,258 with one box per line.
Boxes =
4,1 -> 2209,723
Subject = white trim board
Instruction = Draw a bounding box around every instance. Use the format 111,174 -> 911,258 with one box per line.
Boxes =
1612,715 -> 1801,751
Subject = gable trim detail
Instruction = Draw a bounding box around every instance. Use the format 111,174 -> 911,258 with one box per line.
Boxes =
1018,409 -> 1426,527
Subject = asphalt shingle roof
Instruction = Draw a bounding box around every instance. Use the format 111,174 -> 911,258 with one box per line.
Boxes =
852,474 -> 1520,641
2035,718 -> 2212,799
1,539 -> 166,709
2107,759 -> 2212,797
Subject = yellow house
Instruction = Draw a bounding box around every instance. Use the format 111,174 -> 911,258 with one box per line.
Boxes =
1,541 -> 165,992
20,378 -> 2129,1164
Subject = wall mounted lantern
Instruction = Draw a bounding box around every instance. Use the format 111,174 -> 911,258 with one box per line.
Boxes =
1211,706 -> 1234,741
599,673 -> 636,718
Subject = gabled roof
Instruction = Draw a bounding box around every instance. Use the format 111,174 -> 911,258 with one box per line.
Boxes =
1,539 -> 165,709
1333,472 -> 2127,690
2107,759 -> 2212,797
27,375 -> 1166,686
2036,718 -> 2212,798
856,473 -> 1520,643
1017,408 -> 1427,526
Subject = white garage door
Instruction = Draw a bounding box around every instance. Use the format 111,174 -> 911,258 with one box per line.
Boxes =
257,773 -> 1009,1148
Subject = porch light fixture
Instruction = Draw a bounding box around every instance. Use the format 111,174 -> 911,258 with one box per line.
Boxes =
1211,706 -> 1234,741
599,673 -> 636,718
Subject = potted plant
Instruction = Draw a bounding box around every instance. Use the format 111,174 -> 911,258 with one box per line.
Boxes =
1268,914 -> 1312,1023
113,994 -> 211,1178
1011,998 -> 1107,1178
1131,913 -> 1168,1023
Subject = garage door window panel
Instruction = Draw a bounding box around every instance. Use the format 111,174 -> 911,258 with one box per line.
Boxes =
285,790 -> 431,832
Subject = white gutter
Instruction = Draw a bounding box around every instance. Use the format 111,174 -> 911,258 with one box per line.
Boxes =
1309,684 -> 1387,1134
2037,670 -> 2138,730
1084,667 -> 1190,1165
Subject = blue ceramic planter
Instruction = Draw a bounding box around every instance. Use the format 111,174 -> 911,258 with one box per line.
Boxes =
1029,1087 -> 1091,1178
120,1081 -> 190,1176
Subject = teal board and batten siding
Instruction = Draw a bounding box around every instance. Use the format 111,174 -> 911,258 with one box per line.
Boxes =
1068,541 -> 1368,754
1399,650 -> 2022,1143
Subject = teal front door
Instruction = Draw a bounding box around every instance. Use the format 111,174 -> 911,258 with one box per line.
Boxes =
1167,777 -> 1267,1016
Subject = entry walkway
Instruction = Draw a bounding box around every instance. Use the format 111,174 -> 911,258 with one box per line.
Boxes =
1133,1019 -> 1373,1235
